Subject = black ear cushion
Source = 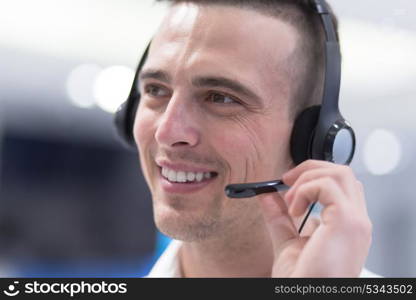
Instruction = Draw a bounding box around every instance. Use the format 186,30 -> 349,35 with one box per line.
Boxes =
114,42 -> 150,149
114,91 -> 140,149
290,105 -> 321,165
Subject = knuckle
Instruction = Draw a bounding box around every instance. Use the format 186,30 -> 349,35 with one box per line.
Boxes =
304,159 -> 315,166
304,159 -> 321,169
348,215 -> 373,239
329,169 -> 344,183
321,176 -> 337,187
337,165 -> 353,176
293,181 -> 316,202
331,202 -> 350,220
293,184 -> 308,199
298,170 -> 314,183
331,166 -> 355,185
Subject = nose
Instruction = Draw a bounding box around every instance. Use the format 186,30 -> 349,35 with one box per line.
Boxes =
155,93 -> 200,148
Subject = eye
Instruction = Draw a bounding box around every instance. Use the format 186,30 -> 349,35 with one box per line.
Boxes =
207,93 -> 240,105
144,84 -> 170,97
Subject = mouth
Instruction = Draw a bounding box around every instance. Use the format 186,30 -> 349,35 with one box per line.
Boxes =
161,166 -> 218,183
157,164 -> 219,194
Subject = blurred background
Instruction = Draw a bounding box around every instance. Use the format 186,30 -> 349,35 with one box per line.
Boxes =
0,0 -> 415,277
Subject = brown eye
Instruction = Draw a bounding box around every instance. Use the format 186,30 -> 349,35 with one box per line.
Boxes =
145,84 -> 169,97
209,93 -> 238,104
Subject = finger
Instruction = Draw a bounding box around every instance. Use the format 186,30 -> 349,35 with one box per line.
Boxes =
284,166 -> 358,206
257,192 -> 298,251
288,177 -> 345,217
299,216 -> 320,237
283,159 -> 335,186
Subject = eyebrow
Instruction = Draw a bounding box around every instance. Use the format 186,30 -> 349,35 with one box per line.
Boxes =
139,69 -> 261,104
192,76 -> 261,103
139,69 -> 171,83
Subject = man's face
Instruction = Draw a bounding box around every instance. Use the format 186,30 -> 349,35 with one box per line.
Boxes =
133,3 -> 298,241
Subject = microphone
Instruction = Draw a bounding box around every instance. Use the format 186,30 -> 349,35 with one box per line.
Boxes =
225,180 -> 316,234
225,180 -> 289,198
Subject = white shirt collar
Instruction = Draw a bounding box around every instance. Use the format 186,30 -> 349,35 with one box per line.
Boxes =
147,239 -> 183,278
146,240 -> 381,278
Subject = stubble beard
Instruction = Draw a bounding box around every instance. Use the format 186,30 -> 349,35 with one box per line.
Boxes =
152,192 -> 226,243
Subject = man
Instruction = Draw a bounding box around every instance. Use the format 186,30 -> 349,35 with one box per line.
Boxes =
133,0 -> 377,277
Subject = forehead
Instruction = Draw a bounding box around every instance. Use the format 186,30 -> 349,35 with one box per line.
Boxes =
146,3 -> 299,100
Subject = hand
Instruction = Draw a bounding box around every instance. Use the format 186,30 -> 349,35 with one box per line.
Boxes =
257,160 -> 372,277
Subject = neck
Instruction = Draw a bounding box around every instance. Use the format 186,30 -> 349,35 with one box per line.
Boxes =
179,218 -> 274,277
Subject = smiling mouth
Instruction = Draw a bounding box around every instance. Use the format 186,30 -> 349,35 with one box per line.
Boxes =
159,166 -> 218,184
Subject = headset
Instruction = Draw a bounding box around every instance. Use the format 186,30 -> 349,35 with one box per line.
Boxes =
114,0 -> 356,233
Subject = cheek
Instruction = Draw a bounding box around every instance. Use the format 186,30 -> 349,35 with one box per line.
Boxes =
209,117 -> 267,180
210,115 -> 292,181
214,129 -> 248,165
133,107 -> 159,183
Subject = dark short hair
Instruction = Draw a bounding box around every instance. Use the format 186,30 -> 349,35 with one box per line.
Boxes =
155,0 -> 340,119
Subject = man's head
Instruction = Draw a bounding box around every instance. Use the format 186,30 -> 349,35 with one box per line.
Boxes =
133,0 -> 339,242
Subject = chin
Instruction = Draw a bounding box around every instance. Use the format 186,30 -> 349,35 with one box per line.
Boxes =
153,199 -> 222,242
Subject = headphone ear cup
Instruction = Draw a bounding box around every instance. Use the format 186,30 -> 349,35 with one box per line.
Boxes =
114,91 -> 140,149
290,105 -> 321,165
114,100 -> 130,145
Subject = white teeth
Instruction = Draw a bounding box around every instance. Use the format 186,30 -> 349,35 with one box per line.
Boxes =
195,172 -> 203,182
177,171 -> 187,182
161,167 -> 215,183
168,169 -> 176,182
162,167 -> 168,177
187,172 -> 196,181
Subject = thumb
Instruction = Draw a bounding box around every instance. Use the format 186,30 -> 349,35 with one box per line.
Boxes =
257,192 -> 298,251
